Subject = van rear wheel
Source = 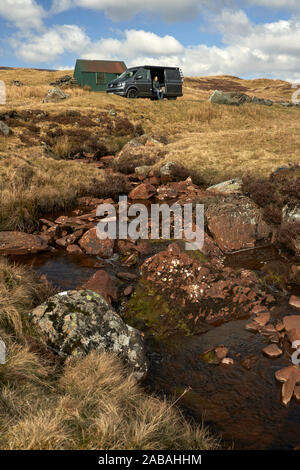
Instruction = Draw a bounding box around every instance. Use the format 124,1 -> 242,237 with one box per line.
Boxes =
127,88 -> 138,99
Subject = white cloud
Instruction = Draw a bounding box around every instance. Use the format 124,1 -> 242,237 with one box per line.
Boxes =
51,0 -> 213,22
0,0 -> 45,30
14,25 -> 89,62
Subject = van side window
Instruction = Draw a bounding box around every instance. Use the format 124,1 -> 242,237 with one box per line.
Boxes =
165,69 -> 181,80
136,68 -> 151,80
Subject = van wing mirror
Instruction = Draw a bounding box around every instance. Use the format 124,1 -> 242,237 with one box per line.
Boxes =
136,75 -> 143,80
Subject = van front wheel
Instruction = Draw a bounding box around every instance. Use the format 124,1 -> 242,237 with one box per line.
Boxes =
127,88 -> 138,99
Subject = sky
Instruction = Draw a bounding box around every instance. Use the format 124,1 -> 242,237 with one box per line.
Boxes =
0,0 -> 300,81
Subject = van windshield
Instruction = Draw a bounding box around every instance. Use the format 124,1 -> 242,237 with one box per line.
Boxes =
118,69 -> 137,80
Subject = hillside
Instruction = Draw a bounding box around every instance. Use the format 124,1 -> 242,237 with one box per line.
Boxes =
0,68 -> 300,450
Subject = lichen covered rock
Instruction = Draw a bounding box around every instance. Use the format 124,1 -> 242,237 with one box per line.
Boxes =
30,290 -> 147,380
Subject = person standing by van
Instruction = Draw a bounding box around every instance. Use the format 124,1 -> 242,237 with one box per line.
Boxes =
153,76 -> 164,100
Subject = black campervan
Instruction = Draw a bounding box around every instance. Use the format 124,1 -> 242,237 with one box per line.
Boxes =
106,65 -> 183,100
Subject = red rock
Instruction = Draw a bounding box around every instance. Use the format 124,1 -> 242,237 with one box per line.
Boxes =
283,315 -> 300,333
254,312 -> 270,327
245,322 -> 261,332
261,324 -> 277,335
40,218 -> 55,227
82,270 -> 118,304
78,227 -> 114,257
206,195 -> 272,253
124,285 -> 134,296
275,365 -> 300,406
286,328 -> 300,344
0,231 -> 48,255
140,245 -> 272,330
157,185 -> 178,200
240,355 -> 258,370
116,271 -> 138,281
148,176 -> 160,186
262,344 -> 282,358
276,322 -> 285,332
66,244 -> 83,255
289,296 -> 300,310
128,183 -> 156,200
294,386 -> 300,401
215,346 -> 229,360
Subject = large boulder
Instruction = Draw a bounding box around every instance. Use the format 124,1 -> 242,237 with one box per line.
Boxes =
0,120 -> 12,136
124,243 -> 274,337
43,87 -> 70,103
0,231 -> 48,255
209,90 -> 273,106
30,290 -> 148,380
206,195 -> 272,252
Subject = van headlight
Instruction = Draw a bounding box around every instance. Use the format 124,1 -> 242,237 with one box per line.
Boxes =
117,82 -> 125,88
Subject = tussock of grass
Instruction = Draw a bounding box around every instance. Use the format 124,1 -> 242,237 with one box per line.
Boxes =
0,351 -> 218,450
0,154 -> 111,230
0,257 -> 54,338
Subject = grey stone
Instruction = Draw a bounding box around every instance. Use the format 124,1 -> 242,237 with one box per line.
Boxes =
282,205 -> 300,223
159,161 -> 177,177
30,290 -> 148,380
43,87 -> 70,103
207,178 -> 242,194
135,165 -> 151,178
0,120 -> 12,136
209,90 -> 273,107
0,338 -> 6,364
209,90 -> 242,106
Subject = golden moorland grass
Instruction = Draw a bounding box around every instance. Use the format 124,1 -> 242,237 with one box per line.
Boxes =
0,258 -> 218,450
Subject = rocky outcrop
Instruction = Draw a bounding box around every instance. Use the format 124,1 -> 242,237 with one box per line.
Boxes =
0,231 -> 48,255
124,243 -> 274,337
30,290 -> 148,380
209,90 -> 273,106
43,87 -> 70,103
206,195 -> 272,252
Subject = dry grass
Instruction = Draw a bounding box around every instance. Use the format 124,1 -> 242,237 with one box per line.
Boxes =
0,351 -> 218,450
0,151 -> 110,230
0,257 -> 54,339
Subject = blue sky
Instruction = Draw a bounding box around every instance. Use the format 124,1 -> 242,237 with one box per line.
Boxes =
1,1 -> 300,80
